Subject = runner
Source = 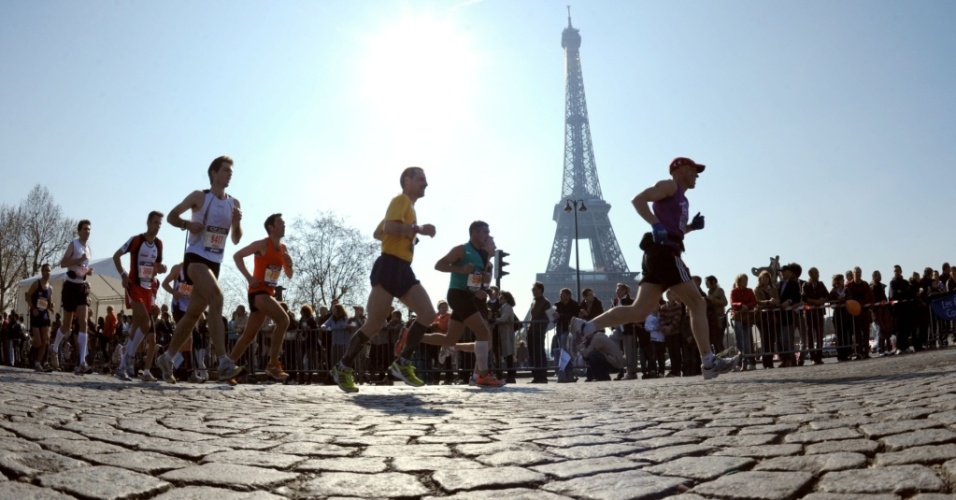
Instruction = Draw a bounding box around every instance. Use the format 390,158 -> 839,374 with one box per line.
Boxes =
330,166 -> 437,393
155,155 -> 244,383
25,263 -> 54,372
50,219 -> 93,374
113,211 -> 167,381
229,213 -> 294,382
419,222 -> 505,387
570,157 -> 739,379
161,263 -> 208,383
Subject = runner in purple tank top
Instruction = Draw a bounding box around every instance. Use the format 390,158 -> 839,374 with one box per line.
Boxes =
570,157 -> 739,380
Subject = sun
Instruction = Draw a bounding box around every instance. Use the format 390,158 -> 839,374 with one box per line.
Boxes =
356,13 -> 481,147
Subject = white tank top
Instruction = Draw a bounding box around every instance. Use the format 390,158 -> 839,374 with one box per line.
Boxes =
186,191 -> 234,263
66,238 -> 91,284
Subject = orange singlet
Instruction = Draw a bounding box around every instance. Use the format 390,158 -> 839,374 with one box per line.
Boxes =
249,239 -> 286,296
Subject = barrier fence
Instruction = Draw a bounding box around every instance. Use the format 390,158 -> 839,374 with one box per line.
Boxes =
12,300 -> 953,381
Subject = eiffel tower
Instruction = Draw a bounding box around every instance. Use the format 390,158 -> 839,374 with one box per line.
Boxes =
536,12 -> 639,304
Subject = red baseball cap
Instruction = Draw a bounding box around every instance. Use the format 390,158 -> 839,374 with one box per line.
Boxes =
669,157 -> 706,173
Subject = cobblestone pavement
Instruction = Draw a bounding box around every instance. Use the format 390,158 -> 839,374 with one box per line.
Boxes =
3,350 -> 956,499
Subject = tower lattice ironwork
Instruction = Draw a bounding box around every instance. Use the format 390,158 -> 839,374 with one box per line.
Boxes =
536,13 -> 638,304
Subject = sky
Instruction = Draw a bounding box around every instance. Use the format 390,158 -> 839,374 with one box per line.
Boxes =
2,0 -> 955,317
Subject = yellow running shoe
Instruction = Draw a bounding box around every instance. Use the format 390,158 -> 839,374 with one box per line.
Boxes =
331,365 -> 359,393
389,361 -> 424,387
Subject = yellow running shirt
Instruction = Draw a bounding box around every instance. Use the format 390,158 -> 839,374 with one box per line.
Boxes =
379,193 -> 417,263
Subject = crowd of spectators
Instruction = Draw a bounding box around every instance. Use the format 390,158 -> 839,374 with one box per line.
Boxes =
4,261 -> 952,384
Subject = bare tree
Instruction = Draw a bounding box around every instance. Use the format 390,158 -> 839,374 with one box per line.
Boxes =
284,212 -> 378,310
0,204 -> 27,311
19,185 -> 76,276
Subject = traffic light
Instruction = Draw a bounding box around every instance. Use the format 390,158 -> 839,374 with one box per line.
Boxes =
494,249 -> 510,282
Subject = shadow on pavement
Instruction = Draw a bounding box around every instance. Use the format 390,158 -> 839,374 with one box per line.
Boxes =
351,393 -> 452,416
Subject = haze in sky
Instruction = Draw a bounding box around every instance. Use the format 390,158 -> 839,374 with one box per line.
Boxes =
2,0 -> 954,315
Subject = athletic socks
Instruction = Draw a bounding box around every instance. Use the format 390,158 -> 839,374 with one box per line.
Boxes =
340,331 -> 371,369
398,321 -> 428,360
474,341 -> 490,371
702,352 -> 716,368
51,328 -> 65,353
77,332 -> 88,366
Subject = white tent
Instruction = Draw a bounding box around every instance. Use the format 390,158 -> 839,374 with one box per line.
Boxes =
15,258 -> 126,320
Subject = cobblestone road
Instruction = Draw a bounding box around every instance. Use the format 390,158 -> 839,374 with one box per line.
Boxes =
3,349 -> 956,499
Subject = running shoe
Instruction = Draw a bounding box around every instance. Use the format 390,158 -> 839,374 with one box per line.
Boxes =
34,362 -> 44,372
42,364 -> 54,373
217,357 -> 244,381
331,364 -> 358,393
265,361 -> 289,381
114,368 -> 132,381
49,353 -> 60,370
389,360 -> 425,387
474,371 -> 507,387
156,353 -> 177,384
226,377 -> 238,386
702,353 -> 741,380
140,370 -> 157,382
74,363 -> 91,375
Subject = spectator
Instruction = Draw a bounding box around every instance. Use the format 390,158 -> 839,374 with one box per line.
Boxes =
553,288 -> 579,363
829,273 -> 852,361
644,304 -> 667,378
580,327 -> 624,382
846,267 -> 874,359
889,265 -> 914,352
871,270 -> 894,355
612,283 -> 638,380
323,304 -> 351,369
801,267 -> 829,365
705,276 -> 728,354
528,281 -> 551,383
777,263 -> 803,367
660,293 -> 683,377
754,270 -> 781,369
730,273 -> 758,371
494,291 -> 518,383
515,340 -> 529,369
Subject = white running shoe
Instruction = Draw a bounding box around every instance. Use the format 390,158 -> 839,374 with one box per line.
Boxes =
115,369 -> 132,382
140,370 -> 157,382
702,353 -> 741,380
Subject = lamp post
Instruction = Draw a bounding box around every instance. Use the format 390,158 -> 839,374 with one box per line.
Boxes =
564,199 -> 587,301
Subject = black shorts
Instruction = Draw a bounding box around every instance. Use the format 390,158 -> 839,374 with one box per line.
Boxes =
61,280 -> 90,312
370,254 -> 420,299
641,243 -> 692,291
183,252 -> 221,284
248,291 -> 270,314
30,312 -> 51,329
448,288 -> 482,322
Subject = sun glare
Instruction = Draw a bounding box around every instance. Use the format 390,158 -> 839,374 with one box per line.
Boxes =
357,13 -> 481,148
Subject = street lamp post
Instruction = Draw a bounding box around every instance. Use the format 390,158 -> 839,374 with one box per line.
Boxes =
564,199 -> 587,301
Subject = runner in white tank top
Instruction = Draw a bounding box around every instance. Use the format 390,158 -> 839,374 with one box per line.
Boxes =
157,155 -> 244,384
51,219 -> 94,374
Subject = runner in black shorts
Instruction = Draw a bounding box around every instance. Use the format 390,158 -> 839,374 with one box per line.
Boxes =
51,219 -> 94,374
420,222 -> 505,387
331,167 -> 438,393
25,263 -> 54,372
570,157 -> 738,380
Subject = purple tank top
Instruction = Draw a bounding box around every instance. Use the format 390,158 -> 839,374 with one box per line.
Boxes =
652,185 -> 689,241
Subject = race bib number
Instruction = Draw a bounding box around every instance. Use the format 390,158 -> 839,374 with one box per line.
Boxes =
203,226 -> 229,254
36,297 -> 48,311
177,282 -> 193,299
138,262 -> 155,288
467,271 -> 484,292
264,265 -> 282,287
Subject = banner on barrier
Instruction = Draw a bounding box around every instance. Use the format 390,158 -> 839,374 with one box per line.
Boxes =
930,291 -> 956,320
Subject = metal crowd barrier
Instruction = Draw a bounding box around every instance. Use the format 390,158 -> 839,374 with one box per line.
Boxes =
727,299 -> 952,369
